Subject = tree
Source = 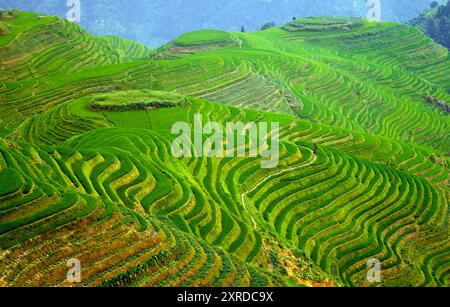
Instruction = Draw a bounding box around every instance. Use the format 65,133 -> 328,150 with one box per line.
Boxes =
430,2 -> 439,9
426,18 -> 438,39
437,15 -> 450,47
260,21 -> 275,30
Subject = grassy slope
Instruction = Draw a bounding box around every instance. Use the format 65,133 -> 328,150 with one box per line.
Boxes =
0,11 -> 448,287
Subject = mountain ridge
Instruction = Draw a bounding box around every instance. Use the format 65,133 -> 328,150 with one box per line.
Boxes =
0,0 -> 447,47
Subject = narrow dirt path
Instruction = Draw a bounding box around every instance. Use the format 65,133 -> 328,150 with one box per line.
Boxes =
241,147 -> 317,229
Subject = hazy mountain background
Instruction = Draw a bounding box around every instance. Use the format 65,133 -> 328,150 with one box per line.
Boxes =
0,0 -> 446,47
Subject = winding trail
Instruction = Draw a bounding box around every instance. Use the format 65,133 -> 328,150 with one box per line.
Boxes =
241,147 -> 317,229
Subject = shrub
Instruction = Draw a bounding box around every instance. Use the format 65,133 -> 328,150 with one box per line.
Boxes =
89,90 -> 188,111
269,250 -> 280,268
0,10 -> 19,19
260,22 -> 276,31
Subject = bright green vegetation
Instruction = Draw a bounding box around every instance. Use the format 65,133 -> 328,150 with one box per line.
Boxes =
99,35 -> 152,59
283,17 -> 364,32
89,90 -> 188,111
175,30 -> 234,46
0,168 -> 23,197
0,10 -> 448,287
158,29 -> 240,56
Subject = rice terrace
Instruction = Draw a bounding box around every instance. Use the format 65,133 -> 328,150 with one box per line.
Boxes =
0,2 -> 449,289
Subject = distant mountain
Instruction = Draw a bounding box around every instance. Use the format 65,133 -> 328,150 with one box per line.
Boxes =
0,0 -> 446,47
410,1 -> 450,49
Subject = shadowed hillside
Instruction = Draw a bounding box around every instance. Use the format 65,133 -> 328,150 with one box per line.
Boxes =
410,1 -> 450,50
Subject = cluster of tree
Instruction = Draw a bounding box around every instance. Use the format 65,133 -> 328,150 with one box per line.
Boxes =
0,9 -> 20,36
410,1 -> 450,49
0,8 -> 18,18
90,100 -> 178,111
260,22 -> 275,31
0,0 -> 446,47
425,95 -> 450,113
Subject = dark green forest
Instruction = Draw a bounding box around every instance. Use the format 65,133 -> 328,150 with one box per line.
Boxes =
411,1 -> 450,49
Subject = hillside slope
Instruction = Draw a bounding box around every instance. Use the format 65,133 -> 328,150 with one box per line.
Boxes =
0,11 -> 449,287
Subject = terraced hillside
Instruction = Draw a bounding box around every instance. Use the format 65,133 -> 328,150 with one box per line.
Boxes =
0,11 -> 449,287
